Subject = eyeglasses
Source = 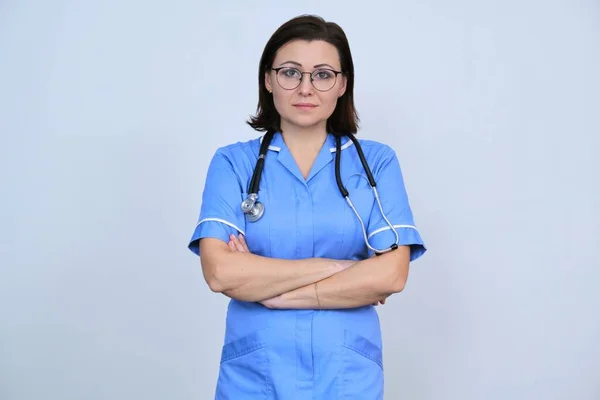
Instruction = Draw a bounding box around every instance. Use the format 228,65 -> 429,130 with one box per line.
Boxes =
271,67 -> 342,92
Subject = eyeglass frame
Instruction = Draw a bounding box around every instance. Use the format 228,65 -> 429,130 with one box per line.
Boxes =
270,67 -> 343,92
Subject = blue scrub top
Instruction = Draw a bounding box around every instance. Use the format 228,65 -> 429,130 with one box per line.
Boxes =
188,132 -> 426,399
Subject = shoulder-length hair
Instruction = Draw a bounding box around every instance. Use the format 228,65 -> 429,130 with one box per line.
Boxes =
247,15 -> 359,136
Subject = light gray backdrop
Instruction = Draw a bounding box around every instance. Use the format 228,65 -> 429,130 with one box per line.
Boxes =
1,0 -> 599,399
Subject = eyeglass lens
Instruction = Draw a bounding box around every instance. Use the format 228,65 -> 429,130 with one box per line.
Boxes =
275,68 -> 337,91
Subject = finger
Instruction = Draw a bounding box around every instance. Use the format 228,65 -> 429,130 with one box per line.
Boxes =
231,236 -> 246,252
228,240 -> 236,251
238,234 -> 250,252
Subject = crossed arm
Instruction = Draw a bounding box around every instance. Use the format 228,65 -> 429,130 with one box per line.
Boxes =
199,233 -> 410,310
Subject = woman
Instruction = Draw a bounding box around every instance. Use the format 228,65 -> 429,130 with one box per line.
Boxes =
188,14 -> 426,399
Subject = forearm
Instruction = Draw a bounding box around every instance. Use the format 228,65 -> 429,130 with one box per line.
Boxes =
209,251 -> 343,302
273,251 -> 408,309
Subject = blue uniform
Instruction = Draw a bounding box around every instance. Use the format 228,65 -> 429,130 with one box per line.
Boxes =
188,132 -> 426,399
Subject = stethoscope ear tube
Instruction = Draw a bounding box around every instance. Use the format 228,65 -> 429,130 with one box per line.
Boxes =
335,135 -> 349,197
248,130 -> 275,195
343,133 -> 376,187
242,130 -> 274,221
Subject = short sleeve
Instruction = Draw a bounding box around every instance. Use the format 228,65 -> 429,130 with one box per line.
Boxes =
366,148 -> 426,261
187,150 -> 246,256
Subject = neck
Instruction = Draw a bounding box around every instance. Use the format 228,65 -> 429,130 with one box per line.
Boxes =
280,124 -> 328,154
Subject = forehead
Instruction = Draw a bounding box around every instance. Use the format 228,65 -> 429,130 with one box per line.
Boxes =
273,39 -> 341,68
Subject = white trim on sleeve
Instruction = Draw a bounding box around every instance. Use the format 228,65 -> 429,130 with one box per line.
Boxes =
367,224 -> 418,239
196,218 -> 246,235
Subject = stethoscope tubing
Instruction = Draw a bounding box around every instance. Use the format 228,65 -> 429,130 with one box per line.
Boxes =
242,132 -> 400,254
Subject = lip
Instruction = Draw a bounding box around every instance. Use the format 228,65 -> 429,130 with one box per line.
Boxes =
293,103 -> 318,109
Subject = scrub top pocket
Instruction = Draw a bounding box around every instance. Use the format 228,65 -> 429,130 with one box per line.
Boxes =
216,329 -> 273,400
339,329 -> 384,400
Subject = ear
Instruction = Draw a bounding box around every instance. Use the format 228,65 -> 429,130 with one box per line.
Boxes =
265,71 -> 273,93
337,75 -> 347,97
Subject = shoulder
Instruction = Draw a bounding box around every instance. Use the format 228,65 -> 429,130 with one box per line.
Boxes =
211,136 -> 261,164
203,136 -> 262,185
355,137 -> 395,154
215,136 -> 261,156
353,137 -> 399,168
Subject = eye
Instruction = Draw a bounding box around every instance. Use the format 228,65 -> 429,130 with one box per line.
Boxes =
313,69 -> 334,80
281,68 -> 300,78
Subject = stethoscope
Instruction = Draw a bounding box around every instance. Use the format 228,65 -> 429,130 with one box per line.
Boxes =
241,131 -> 400,255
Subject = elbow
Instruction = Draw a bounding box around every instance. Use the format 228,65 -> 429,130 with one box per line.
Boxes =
388,275 -> 407,293
202,262 -> 229,293
199,239 -> 237,294
380,264 -> 409,294
376,247 -> 410,294
203,260 -> 255,301
206,273 -> 259,302
206,275 -> 225,293
205,263 -> 247,298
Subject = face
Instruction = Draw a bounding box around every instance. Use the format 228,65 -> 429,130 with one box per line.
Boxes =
265,39 -> 347,133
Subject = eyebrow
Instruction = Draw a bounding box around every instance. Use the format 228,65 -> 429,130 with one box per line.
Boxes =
278,61 -> 337,69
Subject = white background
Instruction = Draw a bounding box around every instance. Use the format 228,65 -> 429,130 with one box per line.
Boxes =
1,0 -> 599,399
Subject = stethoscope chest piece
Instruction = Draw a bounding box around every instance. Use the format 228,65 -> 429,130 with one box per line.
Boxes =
241,193 -> 264,222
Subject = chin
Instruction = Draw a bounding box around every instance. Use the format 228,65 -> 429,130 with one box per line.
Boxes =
283,115 -> 327,130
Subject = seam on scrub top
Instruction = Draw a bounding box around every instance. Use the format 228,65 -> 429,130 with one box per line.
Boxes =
341,345 -> 383,370
197,218 -> 246,235
262,343 -> 272,398
367,224 -> 418,239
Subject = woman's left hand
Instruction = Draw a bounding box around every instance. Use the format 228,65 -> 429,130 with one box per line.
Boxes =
228,234 -> 250,253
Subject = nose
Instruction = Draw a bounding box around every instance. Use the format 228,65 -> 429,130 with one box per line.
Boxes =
297,74 -> 314,95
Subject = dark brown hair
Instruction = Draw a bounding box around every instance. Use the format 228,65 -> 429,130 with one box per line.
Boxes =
247,15 -> 359,136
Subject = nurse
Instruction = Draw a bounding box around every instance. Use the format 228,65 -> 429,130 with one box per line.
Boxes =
188,14 -> 426,399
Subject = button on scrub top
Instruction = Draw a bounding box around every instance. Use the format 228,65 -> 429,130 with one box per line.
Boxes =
188,132 -> 426,399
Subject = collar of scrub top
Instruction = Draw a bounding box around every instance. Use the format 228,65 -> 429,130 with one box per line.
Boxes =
259,131 -> 354,153
256,132 -> 400,256
257,132 -> 354,182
